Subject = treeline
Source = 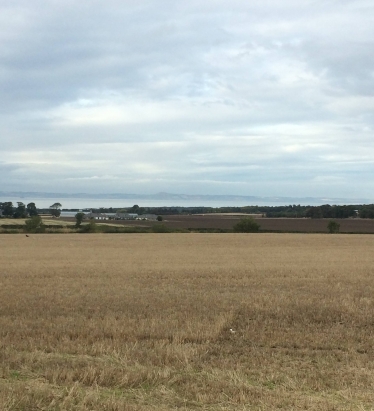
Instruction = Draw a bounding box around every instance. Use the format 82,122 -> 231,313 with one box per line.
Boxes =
80,204 -> 374,219
199,204 -> 361,218
263,204 -> 373,218
0,202 -> 38,218
0,202 -> 62,218
304,205 -> 358,219
3,201 -> 374,219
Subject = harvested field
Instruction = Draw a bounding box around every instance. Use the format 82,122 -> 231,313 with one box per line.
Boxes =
257,218 -> 374,233
0,218 -> 68,227
165,215 -> 374,233
1,234 -> 374,410
93,215 -> 374,233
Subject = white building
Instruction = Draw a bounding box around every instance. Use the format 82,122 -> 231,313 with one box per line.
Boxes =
115,213 -> 138,220
87,212 -> 109,220
137,214 -> 158,221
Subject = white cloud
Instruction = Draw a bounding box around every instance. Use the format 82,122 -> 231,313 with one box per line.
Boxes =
0,0 -> 374,200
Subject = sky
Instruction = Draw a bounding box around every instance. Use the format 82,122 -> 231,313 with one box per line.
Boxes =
1,0 -> 374,200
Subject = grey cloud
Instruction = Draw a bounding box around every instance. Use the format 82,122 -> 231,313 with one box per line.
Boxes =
1,0 -> 374,199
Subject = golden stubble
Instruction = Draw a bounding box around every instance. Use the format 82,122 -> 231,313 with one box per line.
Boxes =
1,233 -> 374,410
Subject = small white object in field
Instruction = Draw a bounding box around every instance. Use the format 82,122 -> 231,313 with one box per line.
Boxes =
229,328 -> 236,334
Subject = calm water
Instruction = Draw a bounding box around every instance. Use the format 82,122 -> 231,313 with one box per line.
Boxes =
0,196 -> 361,210
1,197 -> 285,209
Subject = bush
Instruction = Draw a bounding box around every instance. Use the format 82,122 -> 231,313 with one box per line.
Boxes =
157,215 -> 163,221
25,216 -> 45,233
80,219 -> 97,233
233,217 -> 260,233
327,220 -> 340,234
151,224 -> 170,233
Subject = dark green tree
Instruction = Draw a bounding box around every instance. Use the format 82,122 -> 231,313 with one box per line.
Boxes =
127,204 -> 145,214
27,202 -> 38,217
306,207 -> 323,219
1,202 -> 13,217
50,202 -> 62,217
359,205 -> 374,218
233,217 -> 260,233
129,204 -> 140,213
157,215 -> 163,221
75,212 -> 85,227
13,202 -> 27,218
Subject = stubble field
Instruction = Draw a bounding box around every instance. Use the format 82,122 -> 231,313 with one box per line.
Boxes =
56,215 -> 374,233
1,234 -> 374,410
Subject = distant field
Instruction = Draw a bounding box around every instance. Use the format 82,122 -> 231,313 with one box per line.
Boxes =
1,234 -> 374,410
59,215 -> 374,233
0,218 -> 69,226
162,215 -> 374,232
0,217 -> 115,227
0,218 -> 123,232
3,215 -> 374,233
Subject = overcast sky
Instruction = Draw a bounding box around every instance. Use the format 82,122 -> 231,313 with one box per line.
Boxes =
1,0 -> 374,200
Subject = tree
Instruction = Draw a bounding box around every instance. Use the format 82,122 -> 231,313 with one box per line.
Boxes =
129,204 -> 140,213
13,202 -> 27,218
127,204 -> 145,214
327,220 -> 340,234
1,202 -> 13,217
306,207 -> 323,219
50,202 -> 62,217
233,217 -> 260,233
157,215 -> 163,221
359,205 -> 374,219
25,216 -> 45,233
75,212 -> 85,227
27,202 -> 38,217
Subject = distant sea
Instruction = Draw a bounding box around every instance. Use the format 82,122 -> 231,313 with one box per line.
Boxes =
0,196 -> 365,210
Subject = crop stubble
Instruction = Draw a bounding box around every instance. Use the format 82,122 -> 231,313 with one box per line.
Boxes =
1,234 -> 374,410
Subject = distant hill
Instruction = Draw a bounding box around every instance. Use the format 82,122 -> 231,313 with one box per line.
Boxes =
0,191 -> 370,205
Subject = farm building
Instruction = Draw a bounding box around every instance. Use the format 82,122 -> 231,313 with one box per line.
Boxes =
137,214 -> 157,221
115,213 -> 138,220
86,212 -> 109,220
